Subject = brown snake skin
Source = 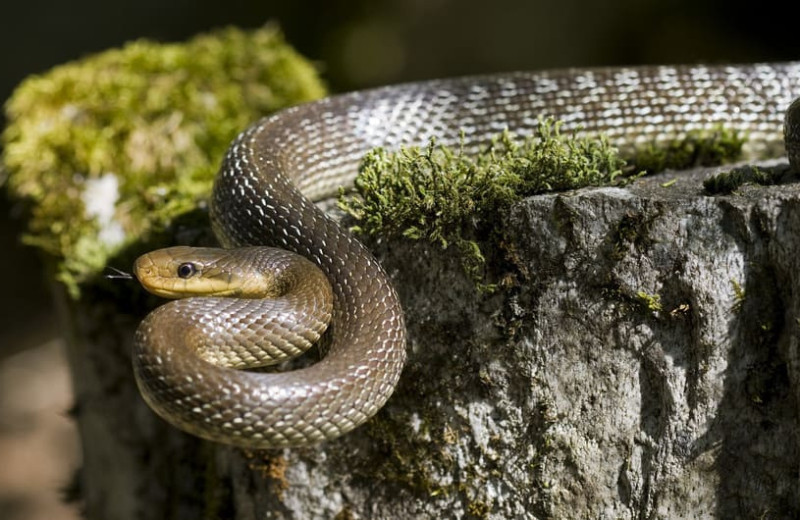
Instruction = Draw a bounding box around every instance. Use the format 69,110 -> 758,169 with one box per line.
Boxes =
133,63 -> 800,448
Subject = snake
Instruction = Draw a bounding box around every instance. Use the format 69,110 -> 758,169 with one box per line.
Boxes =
132,62 -> 800,449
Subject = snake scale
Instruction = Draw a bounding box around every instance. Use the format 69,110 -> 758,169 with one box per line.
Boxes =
133,62 -> 800,448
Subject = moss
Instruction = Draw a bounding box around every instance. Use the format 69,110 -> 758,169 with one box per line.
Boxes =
636,291 -> 662,313
338,121 -> 750,291
338,119 -> 632,288
610,212 -> 656,262
703,164 -> 794,195
2,24 -> 326,297
731,279 -> 746,313
630,125 -> 746,174
467,500 -> 490,518
362,411 -> 455,496
359,409 -> 505,516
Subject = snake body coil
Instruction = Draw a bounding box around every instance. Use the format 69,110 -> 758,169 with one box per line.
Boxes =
134,63 -> 800,448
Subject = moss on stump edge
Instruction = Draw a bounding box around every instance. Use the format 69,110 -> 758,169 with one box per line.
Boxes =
339,122 -> 748,290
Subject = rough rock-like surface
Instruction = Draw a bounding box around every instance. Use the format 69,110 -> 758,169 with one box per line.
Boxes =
66,162 -> 800,519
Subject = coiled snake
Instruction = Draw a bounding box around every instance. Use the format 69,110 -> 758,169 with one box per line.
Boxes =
133,63 -> 800,449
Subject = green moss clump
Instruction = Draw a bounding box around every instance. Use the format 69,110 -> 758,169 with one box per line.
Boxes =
362,412 -> 455,497
338,119 -> 630,286
2,24 -> 326,297
702,164 -> 794,194
630,126 -> 746,174
730,279 -> 746,313
635,291 -> 662,313
467,500 -> 491,518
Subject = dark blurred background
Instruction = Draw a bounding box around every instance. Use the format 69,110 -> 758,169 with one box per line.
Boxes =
0,1 -> 797,518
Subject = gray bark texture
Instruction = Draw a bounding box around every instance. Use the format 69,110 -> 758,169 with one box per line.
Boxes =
64,163 -> 800,520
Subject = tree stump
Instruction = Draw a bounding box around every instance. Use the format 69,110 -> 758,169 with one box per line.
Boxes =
64,161 -> 800,519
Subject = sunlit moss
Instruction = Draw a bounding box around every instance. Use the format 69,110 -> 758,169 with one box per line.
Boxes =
731,278 -> 746,313
338,119 -> 632,288
338,119 -> 753,289
635,291 -> 662,313
2,24 -> 326,297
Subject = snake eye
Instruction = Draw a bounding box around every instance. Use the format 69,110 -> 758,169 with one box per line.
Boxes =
177,262 -> 197,279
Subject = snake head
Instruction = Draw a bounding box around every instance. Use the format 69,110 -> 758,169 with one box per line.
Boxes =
134,246 -> 282,299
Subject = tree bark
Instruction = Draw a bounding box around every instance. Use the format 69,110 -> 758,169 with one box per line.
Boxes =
64,162 -> 800,519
